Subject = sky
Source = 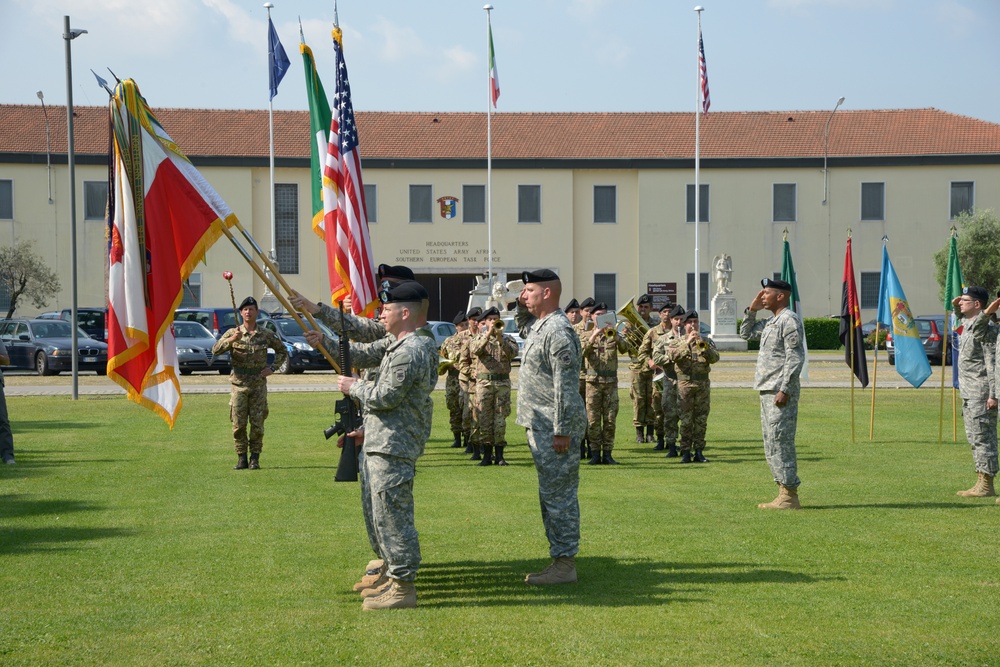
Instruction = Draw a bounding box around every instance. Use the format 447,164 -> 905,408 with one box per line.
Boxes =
1,0 -> 999,124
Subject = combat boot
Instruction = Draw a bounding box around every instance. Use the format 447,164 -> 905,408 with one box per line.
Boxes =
478,446 -> 494,466
665,442 -> 678,458
362,579 -> 417,611
588,450 -> 603,465
365,558 -> 384,572
653,434 -> 665,451
451,431 -> 463,448
494,446 -> 508,466
470,444 -> 482,461
353,564 -> 387,592
956,471 -> 996,497
693,450 -> 708,463
635,426 -> 645,443
758,484 -> 801,510
524,556 -> 577,585
359,572 -> 392,598
249,453 -> 260,470
646,425 -> 656,443
580,441 -> 588,458
602,450 -> 619,465
463,431 -> 473,454
234,453 -> 249,470
680,450 -> 692,464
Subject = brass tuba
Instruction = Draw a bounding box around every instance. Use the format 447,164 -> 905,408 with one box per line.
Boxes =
615,297 -> 650,355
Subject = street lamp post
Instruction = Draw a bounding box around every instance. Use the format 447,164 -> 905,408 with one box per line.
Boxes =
822,96 -> 845,205
36,91 -> 53,205
64,16 -> 87,400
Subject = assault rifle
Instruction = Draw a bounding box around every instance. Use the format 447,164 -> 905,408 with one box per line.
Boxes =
324,302 -> 362,482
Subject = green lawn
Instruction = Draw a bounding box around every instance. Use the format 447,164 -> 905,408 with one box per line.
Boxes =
1,388 -> 997,666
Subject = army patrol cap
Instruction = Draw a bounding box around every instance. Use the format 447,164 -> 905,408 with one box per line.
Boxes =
761,277 -> 793,292
380,280 -> 428,304
238,296 -> 258,310
636,294 -> 652,306
521,268 -> 560,284
467,306 -> 484,321
453,310 -> 468,325
580,297 -> 596,309
670,305 -> 686,318
565,298 -> 581,312
481,306 -> 501,319
963,286 -> 990,306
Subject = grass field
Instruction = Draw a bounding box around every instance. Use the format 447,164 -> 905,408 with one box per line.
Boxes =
1,388 -> 998,666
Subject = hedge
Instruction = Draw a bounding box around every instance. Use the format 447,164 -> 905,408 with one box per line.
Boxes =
734,317 -> 842,351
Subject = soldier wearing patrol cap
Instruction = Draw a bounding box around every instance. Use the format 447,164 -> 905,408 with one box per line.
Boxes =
440,311 -> 468,448
212,296 -> 287,470
740,278 -> 806,510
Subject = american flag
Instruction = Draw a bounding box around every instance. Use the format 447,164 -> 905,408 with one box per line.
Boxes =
698,30 -> 711,114
322,27 -> 378,316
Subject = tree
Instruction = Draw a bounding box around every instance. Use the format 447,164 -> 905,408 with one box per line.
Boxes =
0,240 -> 61,320
933,209 -> 1000,302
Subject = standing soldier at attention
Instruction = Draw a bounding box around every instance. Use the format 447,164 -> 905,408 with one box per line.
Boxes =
573,297 -> 596,458
650,304 -> 686,458
666,311 -> 719,463
955,288 -> 999,498
441,311 -> 468,449
629,294 -> 658,443
638,302 -> 674,451
740,278 -> 806,510
565,299 -> 582,326
471,307 -> 520,466
582,303 -> 627,465
212,296 -> 286,470
460,308 -> 485,460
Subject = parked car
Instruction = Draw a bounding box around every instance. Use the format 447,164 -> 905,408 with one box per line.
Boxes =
173,320 -> 231,375
257,315 -> 339,374
36,311 -> 62,319
174,307 -> 242,339
501,317 -> 526,361
886,315 -> 951,366
426,321 -> 457,348
861,319 -> 879,337
59,307 -> 109,342
0,318 -> 108,375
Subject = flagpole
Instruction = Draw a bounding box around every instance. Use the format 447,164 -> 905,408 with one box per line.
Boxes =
265,2 -> 278,288
870,321 -> 879,440
847,229 -> 856,444
940,226 -> 957,445
693,6 -> 704,315
484,4 -> 495,293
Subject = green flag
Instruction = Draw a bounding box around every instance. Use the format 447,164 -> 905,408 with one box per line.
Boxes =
944,232 -> 964,311
301,41 -> 332,239
781,237 -> 809,381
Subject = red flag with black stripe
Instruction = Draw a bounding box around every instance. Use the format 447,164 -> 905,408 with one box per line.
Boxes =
839,237 -> 869,387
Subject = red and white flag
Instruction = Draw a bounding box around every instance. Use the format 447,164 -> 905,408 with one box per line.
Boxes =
698,29 -> 710,114
107,80 -> 236,427
322,26 -> 377,316
488,22 -> 500,107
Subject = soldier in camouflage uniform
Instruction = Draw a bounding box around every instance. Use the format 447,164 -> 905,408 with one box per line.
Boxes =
471,307 -> 520,466
651,305 -> 686,458
629,294 -> 659,443
440,311 -> 468,448
572,297 -> 596,458
740,278 -> 806,510
955,287 -> 999,498
516,269 -> 587,585
582,304 -> 628,465
460,308 -> 484,460
212,296 -> 287,470
565,298 -> 582,326
454,307 -> 482,455
638,302 -> 675,451
337,281 -> 438,611
665,311 -> 719,463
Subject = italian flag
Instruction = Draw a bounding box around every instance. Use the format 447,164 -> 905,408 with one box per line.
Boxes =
489,24 -> 500,107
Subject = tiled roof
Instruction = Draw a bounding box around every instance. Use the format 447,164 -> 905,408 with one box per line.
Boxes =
2,105 -> 999,160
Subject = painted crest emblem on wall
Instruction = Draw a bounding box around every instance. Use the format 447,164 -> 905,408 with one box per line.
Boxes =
437,196 -> 459,219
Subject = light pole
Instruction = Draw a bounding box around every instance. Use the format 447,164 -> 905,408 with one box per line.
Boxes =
822,96 -> 845,205
36,91 -> 53,205
823,96 -> 844,315
64,16 -> 87,400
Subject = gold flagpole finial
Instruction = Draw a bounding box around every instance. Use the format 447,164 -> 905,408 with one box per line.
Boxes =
782,227 -> 789,241
847,227 -> 852,239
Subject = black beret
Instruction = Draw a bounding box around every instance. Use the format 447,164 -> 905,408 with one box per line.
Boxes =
762,277 -> 792,292
481,306 -> 501,319
522,268 -> 559,284
670,305 -> 686,318
683,310 -> 700,322
636,294 -> 652,305
592,302 -> 608,312
453,310 -> 468,325
658,301 -> 674,313
382,280 -> 428,304
580,297 -> 596,309
238,296 -> 258,310
467,306 -> 484,320
565,298 -> 581,311
964,286 -> 990,305
377,264 -> 416,282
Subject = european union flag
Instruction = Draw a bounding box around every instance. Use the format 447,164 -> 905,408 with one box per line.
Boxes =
267,17 -> 291,101
876,245 -> 932,388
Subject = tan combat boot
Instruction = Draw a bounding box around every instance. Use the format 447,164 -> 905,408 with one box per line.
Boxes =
524,556 -> 577,585
353,563 -> 387,592
362,579 -> 417,611
758,484 -> 801,510
359,572 -> 392,598
956,472 -> 996,497
366,558 -> 384,572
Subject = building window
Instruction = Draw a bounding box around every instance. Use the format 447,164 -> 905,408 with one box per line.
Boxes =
274,183 -> 299,274
409,185 -> 432,223
84,181 -> 108,220
860,271 -> 880,309
594,273 -> 616,307
463,184 -> 486,223
518,185 -> 541,223
773,183 -> 797,222
861,182 -> 885,221
364,184 -> 377,223
686,272 -> 710,311
686,184 -> 709,223
180,272 -> 201,307
594,185 -> 616,224
951,181 -> 974,219
0,180 -> 11,219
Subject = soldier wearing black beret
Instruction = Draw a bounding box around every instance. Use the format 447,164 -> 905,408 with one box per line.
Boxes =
441,311 -> 469,448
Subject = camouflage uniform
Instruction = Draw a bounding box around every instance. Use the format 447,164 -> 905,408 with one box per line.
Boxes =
471,328 -> 520,448
962,312 -> 998,475
740,308 -> 806,488
213,324 -> 286,455
639,323 -> 672,440
666,334 -> 720,453
582,330 -> 627,452
0,338 -> 13,463
572,320 -> 591,408
459,330 -> 480,446
440,332 -> 465,436
651,330 -> 681,448
516,304 -> 587,558
347,331 -> 438,583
